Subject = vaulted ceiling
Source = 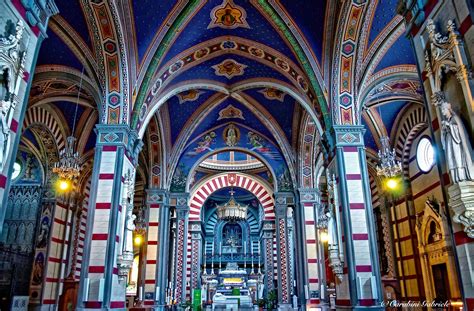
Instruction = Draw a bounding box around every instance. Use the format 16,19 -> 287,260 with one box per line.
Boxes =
26,0 -> 423,192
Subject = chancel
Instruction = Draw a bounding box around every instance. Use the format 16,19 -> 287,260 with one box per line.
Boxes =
0,1 -> 473,310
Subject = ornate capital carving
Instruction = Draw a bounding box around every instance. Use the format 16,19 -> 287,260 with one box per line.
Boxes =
332,125 -> 365,147
448,182 -> 474,238
20,0 -> 59,36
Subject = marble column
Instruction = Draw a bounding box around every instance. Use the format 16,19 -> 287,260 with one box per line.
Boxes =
77,124 -> 142,310
331,125 -> 384,310
298,188 -> 324,307
189,221 -> 203,294
261,221 -> 275,295
142,189 -> 168,307
171,194 -> 189,303
274,193 -> 293,308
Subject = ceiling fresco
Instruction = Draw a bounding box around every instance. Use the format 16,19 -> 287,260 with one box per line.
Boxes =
26,0 -> 423,190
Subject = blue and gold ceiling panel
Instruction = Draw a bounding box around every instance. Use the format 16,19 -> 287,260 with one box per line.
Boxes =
159,0 -> 299,69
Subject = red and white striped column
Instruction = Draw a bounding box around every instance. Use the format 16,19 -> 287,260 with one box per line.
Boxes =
77,125 -> 142,310
142,189 -> 168,307
332,125 -> 384,309
298,189 -> 322,307
172,194 -> 190,303
40,199 -> 72,308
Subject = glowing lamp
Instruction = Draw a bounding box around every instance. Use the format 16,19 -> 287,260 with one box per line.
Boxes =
57,179 -> 71,192
319,231 -> 329,243
134,235 -> 143,246
385,178 -> 398,190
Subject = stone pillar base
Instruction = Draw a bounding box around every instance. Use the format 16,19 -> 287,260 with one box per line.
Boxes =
448,181 -> 474,238
277,303 -> 293,310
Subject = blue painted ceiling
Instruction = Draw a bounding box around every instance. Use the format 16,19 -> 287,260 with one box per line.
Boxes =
132,0 -> 177,62
167,90 -> 218,144
374,34 -> 416,72
185,98 -> 276,145
378,101 -> 407,138
278,0 -> 327,64
159,0 -> 299,68
167,54 -> 293,86
242,88 -> 296,142
33,0 -> 424,175
37,30 -> 84,70
367,0 -> 400,48
55,0 -> 92,48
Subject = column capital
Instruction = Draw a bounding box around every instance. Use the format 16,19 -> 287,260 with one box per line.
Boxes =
274,192 -> 295,217
170,192 -> 190,208
332,125 -> 366,147
95,124 -> 143,164
298,188 -> 321,203
146,188 -> 169,205
18,0 -> 59,36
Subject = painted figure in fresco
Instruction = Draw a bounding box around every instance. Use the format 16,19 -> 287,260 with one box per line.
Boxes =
225,124 -> 238,147
194,131 -> 216,153
36,217 -> 50,249
247,131 -> 265,151
31,253 -> 45,285
221,9 -> 236,27
440,100 -> 474,182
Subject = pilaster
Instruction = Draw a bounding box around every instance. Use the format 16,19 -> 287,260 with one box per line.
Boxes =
332,125 -> 383,310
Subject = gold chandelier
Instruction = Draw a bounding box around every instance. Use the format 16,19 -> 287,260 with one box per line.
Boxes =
53,67 -> 83,182
216,190 -> 247,221
52,136 -> 81,180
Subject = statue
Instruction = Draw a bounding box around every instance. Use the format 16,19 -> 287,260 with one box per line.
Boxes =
326,208 -> 338,249
0,99 -> 11,168
437,94 -> 474,182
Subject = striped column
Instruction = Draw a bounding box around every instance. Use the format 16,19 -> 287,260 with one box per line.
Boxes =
332,125 -> 384,309
142,189 -> 168,307
76,182 -> 91,280
274,193 -> 293,306
189,221 -> 203,293
172,195 -> 189,303
41,199 -> 72,308
261,221 -> 275,294
77,125 -> 142,310
298,189 -> 323,307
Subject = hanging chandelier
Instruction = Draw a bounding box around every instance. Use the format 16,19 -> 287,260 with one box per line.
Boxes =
216,190 -> 248,222
53,68 -> 83,182
52,136 -> 80,180
376,136 -> 402,178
